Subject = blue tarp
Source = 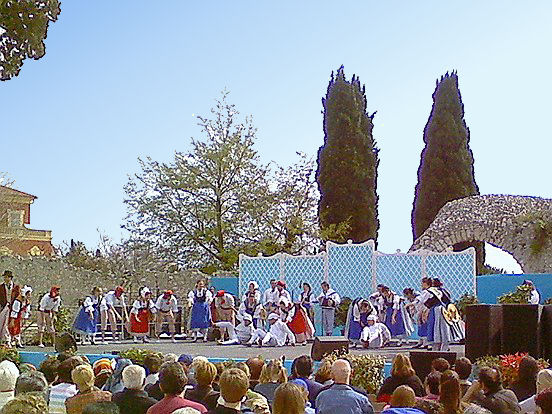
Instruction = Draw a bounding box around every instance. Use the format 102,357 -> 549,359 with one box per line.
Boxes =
477,273 -> 552,304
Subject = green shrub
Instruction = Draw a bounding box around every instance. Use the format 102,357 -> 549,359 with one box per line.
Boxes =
335,297 -> 352,327
325,352 -> 385,394
498,284 -> 533,304
118,348 -> 163,365
0,346 -> 21,366
455,294 -> 479,320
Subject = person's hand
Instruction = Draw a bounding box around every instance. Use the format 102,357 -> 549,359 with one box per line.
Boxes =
135,317 -> 142,323
391,315 -> 397,325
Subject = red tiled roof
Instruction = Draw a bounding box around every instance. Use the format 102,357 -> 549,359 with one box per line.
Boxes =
0,185 -> 37,200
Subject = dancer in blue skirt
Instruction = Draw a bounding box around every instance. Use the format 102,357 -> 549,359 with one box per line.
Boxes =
73,286 -> 103,345
187,279 -> 212,342
382,286 -> 413,346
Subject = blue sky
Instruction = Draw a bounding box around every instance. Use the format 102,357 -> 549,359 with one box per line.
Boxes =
2,1 -> 550,271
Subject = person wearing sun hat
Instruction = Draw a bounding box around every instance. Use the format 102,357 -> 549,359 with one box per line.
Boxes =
155,290 -> 178,342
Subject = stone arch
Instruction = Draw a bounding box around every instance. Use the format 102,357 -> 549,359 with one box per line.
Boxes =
410,195 -> 552,273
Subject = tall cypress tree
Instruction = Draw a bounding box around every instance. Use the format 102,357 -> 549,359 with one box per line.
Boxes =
412,71 -> 484,271
316,66 -> 379,245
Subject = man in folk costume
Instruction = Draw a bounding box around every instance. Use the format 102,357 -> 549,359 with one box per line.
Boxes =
155,290 -> 178,342
37,286 -> 61,348
382,286 -> 414,346
0,270 -> 18,344
345,298 -> 375,348
99,286 -> 127,343
361,314 -> 392,349
187,279 -> 212,342
248,312 -> 295,347
241,281 -> 261,303
317,281 -> 341,336
8,285 -> 32,348
238,291 -> 265,329
214,290 -> 236,325
73,286 -> 103,345
216,312 -> 255,345
369,284 -> 387,322
129,287 -> 156,343
262,279 -> 278,313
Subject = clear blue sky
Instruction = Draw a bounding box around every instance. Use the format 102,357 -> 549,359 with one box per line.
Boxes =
2,0 -> 550,271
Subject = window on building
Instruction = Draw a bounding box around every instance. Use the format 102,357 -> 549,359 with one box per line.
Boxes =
7,210 -> 24,228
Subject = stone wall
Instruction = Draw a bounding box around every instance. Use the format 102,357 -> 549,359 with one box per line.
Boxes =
410,195 -> 552,273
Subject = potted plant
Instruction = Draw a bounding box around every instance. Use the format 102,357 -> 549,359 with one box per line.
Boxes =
325,352 -> 385,394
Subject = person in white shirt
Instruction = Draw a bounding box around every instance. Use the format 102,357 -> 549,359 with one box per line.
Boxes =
369,284 -> 386,322
382,287 -> 414,346
524,280 -> 541,305
100,286 -> 127,343
241,281 -> 261,303
238,291 -> 265,328
214,290 -> 236,325
37,286 -> 61,348
155,290 -> 178,342
361,314 -> 391,348
216,312 -> 255,345
317,282 -> 341,336
262,279 -> 278,313
248,312 -> 295,347
129,287 -> 156,343
409,277 -> 432,348
275,281 -> 292,306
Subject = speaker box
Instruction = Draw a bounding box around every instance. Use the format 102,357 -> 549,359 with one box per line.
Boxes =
465,304 -> 502,362
540,306 -> 552,360
409,351 -> 457,383
501,304 -> 540,357
311,336 -> 349,361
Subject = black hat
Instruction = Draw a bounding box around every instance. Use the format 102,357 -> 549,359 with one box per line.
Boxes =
2,270 -> 13,278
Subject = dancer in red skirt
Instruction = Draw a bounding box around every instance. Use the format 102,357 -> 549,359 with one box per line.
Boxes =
279,298 -> 314,345
129,287 -> 156,343
8,285 -> 32,348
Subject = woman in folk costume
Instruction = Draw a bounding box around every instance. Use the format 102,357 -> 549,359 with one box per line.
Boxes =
425,278 -> 464,351
382,286 -> 414,346
73,286 -> 103,345
187,279 -> 212,342
285,299 -> 315,345
361,314 -> 392,348
129,287 -> 156,343
299,282 -> 315,322
345,298 -> 374,347
242,281 -> 262,303
238,291 -> 265,329
7,285 -> 32,348
410,277 -> 432,349
369,284 -> 387,322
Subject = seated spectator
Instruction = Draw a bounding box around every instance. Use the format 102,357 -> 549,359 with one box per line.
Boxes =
509,355 -> 539,402
245,358 -> 264,390
173,409 -> 201,414
431,358 -> 450,373
93,359 -> 113,390
15,370 -> 48,402
0,361 -> 19,410
233,362 -> 269,414
146,362 -> 206,414
102,359 -> 131,395
383,385 -> 423,413
65,364 -> 111,414
378,354 -> 424,402
39,357 -> 59,387
520,368 -> 552,414
314,359 -> 332,386
253,359 -> 287,404
462,366 -> 521,414
212,363 -> 225,392
536,388 -> 552,414
315,359 -> 373,414
112,365 -> 157,414
207,368 -> 249,414
163,354 -> 179,364
143,354 -> 162,387
184,361 -> 220,410
453,357 -> 473,397
438,370 -> 490,414
292,355 -> 323,407
49,356 -> 82,414
422,372 -> 441,402
273,382 -> 313,414
0,391 -> 48,414
82,401 -> 120,414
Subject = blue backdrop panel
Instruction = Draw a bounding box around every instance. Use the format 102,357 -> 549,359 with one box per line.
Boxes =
425,251 -> 475,299
477,273 -> 552,304
210,277 -> 239,297
239,255 -> 281,298
282,254 -> 325,302
375,253 -> 423,297
327,241 -> 374,300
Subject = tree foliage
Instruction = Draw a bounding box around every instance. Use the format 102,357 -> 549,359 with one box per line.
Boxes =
412,71 -> 484,271
316,66 -> 379,245
0,0 -> 61,81
124,92 -> 319,272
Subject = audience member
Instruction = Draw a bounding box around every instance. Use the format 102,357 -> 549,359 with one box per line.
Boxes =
437,370 -> 490,414
207,368 -> 250,414
65,364 -> 111,414
102,359 -> 131,395
163,354 -> 179,364
234,362 -> 270,413
14,370 -> 48,402
39,357 -> 59,386
49,356 -> 82,414
172,409 -> 201,414
520,368 -> 552,413
143,354 -> 162,387
315,359 -> 374,414
431,358 -> 450,373
536,388 -> 552,414
463,367 -> 521,414
92,359 -> 113,390
509,355 -> 539,402
0,391 -> 48,414
383,385 -> 423,414
0,361 -> 19,410
292,355 -> 323,407
377,354 -> 424,402
82,401 -> 120,414
146,362 -> 206,414
184,361 -> 220,410
313,359 -> 332,386
273,382 -> 313,414
245,358 -> 264,390
112,365 -> 157,414
253,359 -> 287,404
423,372 -> 440,402
453,357 -> 473,397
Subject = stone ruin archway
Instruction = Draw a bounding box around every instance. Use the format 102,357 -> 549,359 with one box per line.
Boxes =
410,195 -> 552,273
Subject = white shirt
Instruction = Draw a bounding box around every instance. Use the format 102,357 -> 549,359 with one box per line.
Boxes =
155,295 -> 178,312
317,289 -> 341,308
9,299 -> 30,319
530,290 -> 540,305
268,319 -> 295,346
362,322 -> 391,345
100,291 -> 126,311
275,289 -> 291,305
263,288 -> 278,305
214,293 -> 234,309
187,289 -> 213,305
130,299 -> 156,315
82,296 -> 99,314
241,290 -> 262,303
235,321 -> 254,343
416,289 -> 431,312
279,306 -> 294,323
238,301 -> 263,320
39,293 -> 61,312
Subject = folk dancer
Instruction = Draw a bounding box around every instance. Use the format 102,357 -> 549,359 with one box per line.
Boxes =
361,314 -> 392,349
248,312 -> 295,347
37,286 -> 61,348
155,290 -> 178,342
299,282 -> 315,323
345,298 -> 375,347
241,281 -> 262,303
284,299 -> 314,346
0,270 -> 18,344
382,287 -> 414,346
407,278 -> 432,348
262,279 -> 278,313
369,284 -> 386,322
188,280 -> 212,342
238,291 -> 265,329
216,313 -> 255,345
317,282 -> 341,336
7,285 -> 32,348
73,286 -> 102,345
425,278 -> 464,351
99,286 -> 127,343
524,280 -> 541,304
129,287 -> 156,343
274,281 -> 291,306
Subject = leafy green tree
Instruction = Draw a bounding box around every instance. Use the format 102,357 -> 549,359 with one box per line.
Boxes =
412,71 -> 484,271
0,0 -> 61,81
316,66 -> 379,245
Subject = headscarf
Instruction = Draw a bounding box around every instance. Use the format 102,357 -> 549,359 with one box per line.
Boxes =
139,287 -> 151,299
276,281 -> 286,289
21,285 -> 32,296
367,314 -> 378,322
114,286 -> 124,298
268,313 -> 279,321
248,281 -> 259,290
49,286 -> 60,297
102,358 -> 131,393
163,290 -> 173,299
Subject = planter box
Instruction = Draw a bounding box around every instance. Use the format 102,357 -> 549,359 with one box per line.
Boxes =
501,304 -> 540,357
465,304 -> 502,361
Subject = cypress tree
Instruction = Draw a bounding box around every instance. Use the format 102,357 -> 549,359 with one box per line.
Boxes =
412,71 -> 484,271
316,66 -> 379,245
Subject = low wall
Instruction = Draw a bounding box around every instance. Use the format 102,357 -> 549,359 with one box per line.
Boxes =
477,273 -> 552,304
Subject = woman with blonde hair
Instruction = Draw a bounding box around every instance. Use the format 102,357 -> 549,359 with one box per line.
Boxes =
377,354 -> 424,402
273,382 -> 312,414
254,359 -> 288,404
314,359 -> 333,386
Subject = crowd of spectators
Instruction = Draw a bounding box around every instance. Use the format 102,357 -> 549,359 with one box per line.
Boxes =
0,350 -> 550,413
